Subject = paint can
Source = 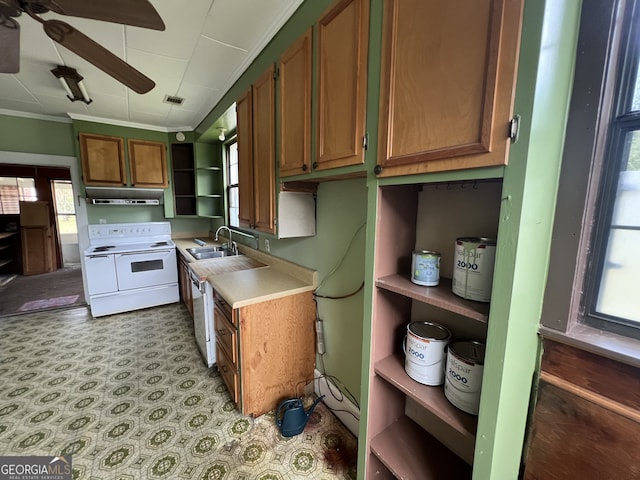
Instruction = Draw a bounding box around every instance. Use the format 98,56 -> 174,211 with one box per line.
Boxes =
411,250 -> 440,286
444,341 -> 485,415
452,237 -> 497,302
404,321 -> 451,386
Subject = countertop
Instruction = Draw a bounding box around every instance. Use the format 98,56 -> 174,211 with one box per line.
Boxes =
173,236 -> 316,308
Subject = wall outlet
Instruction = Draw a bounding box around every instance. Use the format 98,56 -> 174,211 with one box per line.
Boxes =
264,239 -> 270,252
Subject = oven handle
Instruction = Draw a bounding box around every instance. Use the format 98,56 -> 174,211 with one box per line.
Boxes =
117,249 -> 175,256
86,254 -> 113,259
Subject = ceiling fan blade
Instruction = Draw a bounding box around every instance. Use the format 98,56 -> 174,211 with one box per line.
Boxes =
41,0 -> 164,30
0,18 -> 20,73
43,19 -> 155,94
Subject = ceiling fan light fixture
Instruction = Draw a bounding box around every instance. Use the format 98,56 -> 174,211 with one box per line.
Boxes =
218,128 -> 226,142
51,65 -> 92,104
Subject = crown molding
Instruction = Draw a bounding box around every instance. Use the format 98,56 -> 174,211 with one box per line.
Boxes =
0,109 -> 72,123
67,113 -> 193,133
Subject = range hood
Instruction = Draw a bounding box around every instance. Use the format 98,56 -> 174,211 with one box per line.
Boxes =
85,186 -> 165,205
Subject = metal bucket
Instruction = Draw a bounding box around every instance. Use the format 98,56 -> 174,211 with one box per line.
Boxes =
444,341 -> 486,415
404,322 -> 451,386
452,237 -> 497,302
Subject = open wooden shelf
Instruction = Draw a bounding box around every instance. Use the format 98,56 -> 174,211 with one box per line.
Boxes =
375,354 -> 477,461
370,416 -> 472,479
0,259 -> 12,268
376,274 -> 489,323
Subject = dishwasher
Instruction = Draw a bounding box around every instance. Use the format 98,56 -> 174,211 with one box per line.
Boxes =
190,269 -> 216,367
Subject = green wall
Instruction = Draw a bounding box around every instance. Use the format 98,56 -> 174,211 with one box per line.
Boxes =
0,114 -> 74,156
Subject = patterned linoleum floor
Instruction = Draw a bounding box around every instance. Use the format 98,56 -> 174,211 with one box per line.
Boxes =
0,303 -> 357,479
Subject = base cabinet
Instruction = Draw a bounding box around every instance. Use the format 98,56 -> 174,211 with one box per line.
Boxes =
214,289 -> 315,417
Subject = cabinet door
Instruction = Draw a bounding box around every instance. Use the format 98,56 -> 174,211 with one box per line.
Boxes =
376,0 -> 524,177
251,66 -> 276,234
316,0 -> 369,171
128,139 -> 168,187
236,88 -> 254,229
79,133 -> 126,186
278,28 -> 312,177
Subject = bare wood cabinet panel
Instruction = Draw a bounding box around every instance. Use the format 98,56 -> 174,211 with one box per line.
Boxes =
21,226 -> 52,275
237,88 -> 254,230
524,341 -> 640,479
316,0 -> 369,171
79,132 -> 126,186
377,0 -> 524,177
215,290 -> 315,418
278,28 -> 312,177
252,66 -> 276,234
128,139 -> 168,187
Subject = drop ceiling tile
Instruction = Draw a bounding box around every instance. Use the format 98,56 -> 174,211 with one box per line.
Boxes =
0,99 -> 48,115
0,76 -> 36,102
127,0 -> 213,60
33,94 -> 91,117
13,61 -> 65,98
182,38 -> 246,90
203,0 -> 302,50
128,110 -> 170,126
85,93 -> 129,121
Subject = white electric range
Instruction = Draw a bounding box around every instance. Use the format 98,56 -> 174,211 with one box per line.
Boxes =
83,222 -> 179,317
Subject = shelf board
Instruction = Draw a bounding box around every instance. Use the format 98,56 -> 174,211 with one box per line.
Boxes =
0,232 -> 16,240
370,416 -> 472,479
376,355 -> 477,443
376,274 -> 489,322
197,194 -> 223,198
0,259 -> 13,268
197,166 -> 222,171
173,168 -> 195,172
198,215 -> 224,219
0,245 -> 11,252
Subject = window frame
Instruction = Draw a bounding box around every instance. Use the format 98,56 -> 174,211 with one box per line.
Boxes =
540,0 -> 640,366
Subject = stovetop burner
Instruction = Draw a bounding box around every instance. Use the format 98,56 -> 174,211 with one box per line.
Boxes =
93,245 -> 115,252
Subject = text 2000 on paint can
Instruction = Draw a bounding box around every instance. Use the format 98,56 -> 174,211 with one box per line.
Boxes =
452,237 -> 496,302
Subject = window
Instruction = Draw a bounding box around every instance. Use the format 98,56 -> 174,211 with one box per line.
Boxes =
584,0 -> 640,335
52,180 -> 77,235
542,0 -> 640,345
226,140 -> 239,228
0,177 -> 37,214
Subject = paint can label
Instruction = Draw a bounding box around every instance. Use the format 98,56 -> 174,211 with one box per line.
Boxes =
452,237 -> 496,302
444,341 -> 485,415
411,250 -> 440,286
404,322 -> 450,386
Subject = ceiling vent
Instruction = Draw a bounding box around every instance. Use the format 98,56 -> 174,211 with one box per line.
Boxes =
163,94 -> 185,105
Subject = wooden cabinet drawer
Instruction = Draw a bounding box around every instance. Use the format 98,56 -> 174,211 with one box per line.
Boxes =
216,343 -> 239,405
213,291 -> 235,325
214,305 -> 237,367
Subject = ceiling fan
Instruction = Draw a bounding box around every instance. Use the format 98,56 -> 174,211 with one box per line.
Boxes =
0,0 -> 165,94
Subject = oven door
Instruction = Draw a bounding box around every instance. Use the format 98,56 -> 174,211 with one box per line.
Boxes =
115,248 -> 178,291
85,254 -> 118,295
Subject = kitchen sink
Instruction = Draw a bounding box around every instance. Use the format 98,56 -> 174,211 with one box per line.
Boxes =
186,246 -> 239,260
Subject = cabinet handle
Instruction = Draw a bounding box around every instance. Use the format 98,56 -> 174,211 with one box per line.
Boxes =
373,164 -> 383,175
312,162 -> 318,169
302,164 -> 308,171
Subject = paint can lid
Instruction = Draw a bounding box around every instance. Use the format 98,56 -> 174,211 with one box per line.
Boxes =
407,321 -> 451,341
449,341 -> 486,365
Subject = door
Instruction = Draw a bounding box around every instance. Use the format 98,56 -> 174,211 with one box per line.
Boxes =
115,249 -> 177,291
128,139 -> 169,187
236,88 -> 254,229
78,133 -> 126,186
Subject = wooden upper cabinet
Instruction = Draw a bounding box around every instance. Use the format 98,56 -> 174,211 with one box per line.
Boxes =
237,88 -> 254,230
278,28 -> 312,177
127,139 -> 168,188
316,0 -> 369,171
252,66 -> 276,234
236,67 -> 276,235
376,0 -> 524,177
79,132 -> 126,186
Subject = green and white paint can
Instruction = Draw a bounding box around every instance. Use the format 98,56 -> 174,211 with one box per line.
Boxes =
411,250 -> 440,286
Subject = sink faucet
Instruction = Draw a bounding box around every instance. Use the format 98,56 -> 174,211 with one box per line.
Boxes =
214,226 -> 236,254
